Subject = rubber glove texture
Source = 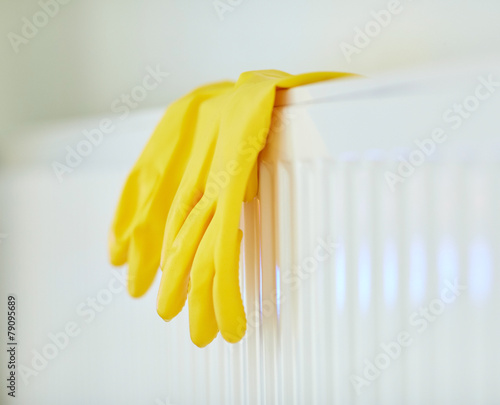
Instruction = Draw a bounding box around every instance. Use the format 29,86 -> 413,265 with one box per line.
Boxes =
109,82 -> 234,297
155,70 -> 355,347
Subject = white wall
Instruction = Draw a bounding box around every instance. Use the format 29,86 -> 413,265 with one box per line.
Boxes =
1,0 -> 500,133
1,64 -> 500,404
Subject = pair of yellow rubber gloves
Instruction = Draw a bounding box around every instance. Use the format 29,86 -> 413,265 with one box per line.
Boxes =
109,70 -> 354,347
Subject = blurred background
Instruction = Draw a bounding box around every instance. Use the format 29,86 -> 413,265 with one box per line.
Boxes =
2,0 -> 500,135
1,1 -> 500,404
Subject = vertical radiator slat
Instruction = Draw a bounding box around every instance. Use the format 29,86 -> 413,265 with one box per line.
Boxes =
351,159 -> 378,405
313,159 -> 330,405
242,198 -> 262,405
275,161 -> 300,405
327,160 -> 351,404
490,161 -> 500,401
259,162 -> 280,405
374,157 -> 403,404
404,165 -> 431,405
434,163 -> 458,405
219,140 -> 500,404
291,161 -> 308,405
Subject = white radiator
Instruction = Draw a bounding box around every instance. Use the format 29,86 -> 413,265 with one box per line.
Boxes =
1,63 -> 499,404
231,64 -> 500,404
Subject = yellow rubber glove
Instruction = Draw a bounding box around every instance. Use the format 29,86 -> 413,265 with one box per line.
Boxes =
109,81 -> 235,297
156,70 -> 355,347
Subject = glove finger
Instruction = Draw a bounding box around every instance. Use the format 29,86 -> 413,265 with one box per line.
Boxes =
157,199 -> 215,321
109,234 -> 129,267
161,185 -> 204,267
111,160 -> 184,293
110,82 -> 234,267
188,224 -> 218,347
125,163 -> 199,296
109,168 -> 160,265
126,223 -> 163,298
214,228 -> 246,343
161,94 -> 230,260
109,95 -> 191,264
